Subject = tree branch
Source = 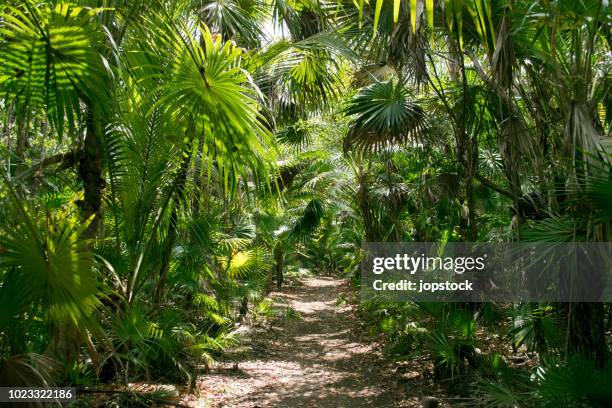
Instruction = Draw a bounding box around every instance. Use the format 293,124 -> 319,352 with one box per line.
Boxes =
16,149 -> 79,181
475,173 -> 514,199
466,51 -> 525,122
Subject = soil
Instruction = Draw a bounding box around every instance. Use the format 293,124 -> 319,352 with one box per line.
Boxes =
194,276 -> 398,408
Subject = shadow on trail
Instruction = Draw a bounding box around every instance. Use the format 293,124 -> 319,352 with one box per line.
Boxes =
199,277 -> 395,408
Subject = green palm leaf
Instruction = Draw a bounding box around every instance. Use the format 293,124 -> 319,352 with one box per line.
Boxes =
0,201 -> 100,328
0,1 -> 107,138
195,0 -> 266,48
344,79 -> 427,152
130,19 -> 275,193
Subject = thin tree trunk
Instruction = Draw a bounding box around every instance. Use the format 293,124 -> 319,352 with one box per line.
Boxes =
466,136 -> 478,241
15,112 -> 28,179
274,245 -> 284,291
357,161 -> 377,242
239,296 -> 249,317
51,107 -> 105,370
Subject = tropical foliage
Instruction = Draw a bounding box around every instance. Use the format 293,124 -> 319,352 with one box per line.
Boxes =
0,0 -> 610,406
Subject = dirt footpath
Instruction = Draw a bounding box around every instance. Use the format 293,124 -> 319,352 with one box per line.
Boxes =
196,276 -> 397,407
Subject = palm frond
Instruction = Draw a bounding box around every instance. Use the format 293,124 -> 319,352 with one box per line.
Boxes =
537,356 -> 612,407
290,197 -> 325,240
344,79 -> 427,153
0,353 -> 57,387
195,0 -> 266,48
0,198 -> 100,329
276,124 -> 313,149
223,245 -> 271,279
0,2 -> 108,138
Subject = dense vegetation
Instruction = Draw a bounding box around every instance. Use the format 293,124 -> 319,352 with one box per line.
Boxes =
0,0 -> 611,406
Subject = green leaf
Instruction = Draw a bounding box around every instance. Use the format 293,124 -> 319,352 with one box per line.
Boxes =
359,0 -> 365,29
426,0 -> 434,34
455,0 -> 463,49
444,0 -> 454,31
0,3 -> 106,140
344,80 -> 428,153
374,0 -> 384,37
0,201 -> 100,329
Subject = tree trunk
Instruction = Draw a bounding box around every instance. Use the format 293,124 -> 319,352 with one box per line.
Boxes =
566,302 -> 607,367
357,162 -> 378,242
16,123 -> 27,177
78,107 -> 105,239
465,136 -> 478,241
239,296 -> 249,317
274,245 -> 284,291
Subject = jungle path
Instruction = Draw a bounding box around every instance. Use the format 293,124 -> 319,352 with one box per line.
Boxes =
196,276 -> 397,407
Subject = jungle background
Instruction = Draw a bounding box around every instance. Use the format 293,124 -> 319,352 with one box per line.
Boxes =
0,0 -> 611,406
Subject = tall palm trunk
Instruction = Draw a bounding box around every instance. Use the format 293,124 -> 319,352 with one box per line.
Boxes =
78,106 -> 105,238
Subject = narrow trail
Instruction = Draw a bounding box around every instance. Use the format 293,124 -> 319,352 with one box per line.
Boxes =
197,276 -> 397,407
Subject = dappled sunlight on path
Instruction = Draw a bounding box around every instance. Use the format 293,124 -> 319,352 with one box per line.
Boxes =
197,277 -> 396,407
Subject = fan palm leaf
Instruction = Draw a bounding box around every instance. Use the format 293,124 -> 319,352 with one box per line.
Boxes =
0,197 -> 100,329
134,20 -> 275,193
344,79 -> 427,153
195,0 -> 266,47
0,1 -> 108,138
